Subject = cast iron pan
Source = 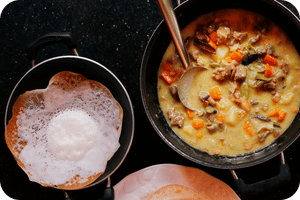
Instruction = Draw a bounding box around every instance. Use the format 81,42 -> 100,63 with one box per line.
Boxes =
140,0 -> 300,196
5,32 -> 134,200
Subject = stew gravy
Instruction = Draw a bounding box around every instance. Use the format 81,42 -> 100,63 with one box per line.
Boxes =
158,9 -> 300,156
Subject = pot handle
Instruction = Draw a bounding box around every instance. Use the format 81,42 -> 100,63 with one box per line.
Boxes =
277,0 -> 300,19
230,152 -> 291,196
98,177 -> 114,200
26,32 -> 78,67
63,190 -> 73,200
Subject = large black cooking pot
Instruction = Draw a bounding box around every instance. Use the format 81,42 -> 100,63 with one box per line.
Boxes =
5,33 -> 134,199
141,0 -> 300,195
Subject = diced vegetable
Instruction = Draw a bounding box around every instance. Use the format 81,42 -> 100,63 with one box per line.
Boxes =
182,125 -> 196,136
192,119 -> 205,129
195,130 -> 203,139
241,99 -> 250,112
209,86 -> 222,100
268,108 -> 280,117
263,54 -> 277,65
264,63 -> 273,78
186,108 -> 195,119
278,110 -> 287,122
161,71 -> 173,84
279,93 -> 294,105
268,108 -> 287,122
214,45 -> 230,61
243,120 -> 254,137
226,107 -> 244,126
229,51 -> 243,62
209,31 -> 218,43
208,40 -> 218,50
225,57 -> 233,63
216,112 -> 225,122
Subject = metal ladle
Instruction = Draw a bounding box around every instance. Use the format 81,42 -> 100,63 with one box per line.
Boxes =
157,0 -> 206,111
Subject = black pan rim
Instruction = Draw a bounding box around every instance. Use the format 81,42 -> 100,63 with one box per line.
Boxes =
5,55 -> 135,190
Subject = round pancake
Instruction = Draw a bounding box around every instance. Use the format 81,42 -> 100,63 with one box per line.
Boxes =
5,71 -> 123,190
147,184 -> 210,200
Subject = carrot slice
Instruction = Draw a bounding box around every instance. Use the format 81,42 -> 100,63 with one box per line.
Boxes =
216,112 -> 225,122
208,40 -> 218,50
263,54 -> 277,65
229,51 -> 243,62
195,130 -> 203,139
186,109 -> 195,119
264,63 -> 274,78
161,71 -> 173,84
269,108 -> 280,117
208,31 -> 218,43
278,110 -> 287,122
243,120 -> 253,137
209,86 -> 222,100
225,57 -> 233,63
192,119 -> 205,129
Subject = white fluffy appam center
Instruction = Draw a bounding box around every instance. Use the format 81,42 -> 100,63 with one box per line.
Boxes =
17,83 -> 122,186
46,109 -> 98,161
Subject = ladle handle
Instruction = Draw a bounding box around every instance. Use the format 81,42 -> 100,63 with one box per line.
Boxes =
26,32 -> 78,66
157,0 -> 189,70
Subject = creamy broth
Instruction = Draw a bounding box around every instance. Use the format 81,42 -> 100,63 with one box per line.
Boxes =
157,9 -> 300,156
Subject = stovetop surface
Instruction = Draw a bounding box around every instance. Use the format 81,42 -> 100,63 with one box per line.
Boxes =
0,0 -> 299,199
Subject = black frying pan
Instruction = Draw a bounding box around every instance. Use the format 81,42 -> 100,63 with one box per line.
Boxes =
140,0 -> 300,196
4,32 -> 134,200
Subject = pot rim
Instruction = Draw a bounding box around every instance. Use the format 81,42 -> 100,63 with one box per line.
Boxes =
140,0 -> 300,169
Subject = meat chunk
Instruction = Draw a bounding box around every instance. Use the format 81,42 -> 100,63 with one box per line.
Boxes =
212,61 -> 241,82
233,31 -> 248,42
212,68 -> 228,81
249,34 -> 261,44
262,79 -> 276,91
195,25 -> 210,42
206,122 -> 219,133
167,108 -> 184,128
234,65 -> 247,82
169,85 -> 180,101
258,130 -> 271,143
216,26 -> 231,44
255,44 -> 276,56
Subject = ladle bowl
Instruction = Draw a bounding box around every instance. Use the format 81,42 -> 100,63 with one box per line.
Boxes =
157,0 -> 206,111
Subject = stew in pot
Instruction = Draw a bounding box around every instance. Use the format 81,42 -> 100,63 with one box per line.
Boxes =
157,9 -> 300,156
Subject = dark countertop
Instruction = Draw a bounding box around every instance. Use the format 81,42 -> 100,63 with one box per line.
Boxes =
0,0 -> 299,199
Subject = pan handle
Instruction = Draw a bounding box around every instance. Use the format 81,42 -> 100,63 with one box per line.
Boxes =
26,32 -> 78,67
230,152 -> 291,196
99,177 -> 114,200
